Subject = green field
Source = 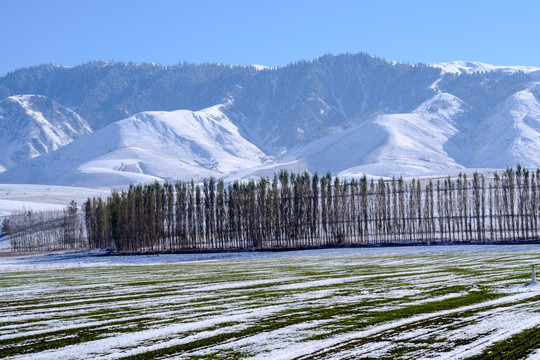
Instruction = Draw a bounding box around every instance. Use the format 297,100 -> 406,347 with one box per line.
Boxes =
2,248 -> 540,359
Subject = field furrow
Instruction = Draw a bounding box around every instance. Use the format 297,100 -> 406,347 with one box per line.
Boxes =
1,245 -> 540,359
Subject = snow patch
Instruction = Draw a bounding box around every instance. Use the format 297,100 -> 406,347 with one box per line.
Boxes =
430,61 -> 540,74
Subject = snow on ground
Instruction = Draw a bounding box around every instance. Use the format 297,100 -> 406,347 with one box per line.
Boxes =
0,184 -> 111,217
0,184 -> 111,252
0,199 -> 66,216
2,244 -> 540,271
2,245 -> 540,359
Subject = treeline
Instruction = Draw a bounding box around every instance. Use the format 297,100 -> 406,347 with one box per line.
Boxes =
81,167 -> 540,252
4,201 -> 86,252
6,167 -> 540,253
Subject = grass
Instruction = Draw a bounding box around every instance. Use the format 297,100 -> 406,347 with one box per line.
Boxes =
467,325 -> 540,360
1,249 -> 540,359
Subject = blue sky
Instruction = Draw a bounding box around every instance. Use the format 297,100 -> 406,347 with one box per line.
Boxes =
1,0 -> 540,76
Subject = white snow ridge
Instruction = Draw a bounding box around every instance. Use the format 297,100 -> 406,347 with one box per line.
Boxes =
0,95 -> 92,172
469,83 -> 540,169
430,61 -> 540,75
0,104 -> 268,187
274,92 -> 467,179
3,55 -> 540,189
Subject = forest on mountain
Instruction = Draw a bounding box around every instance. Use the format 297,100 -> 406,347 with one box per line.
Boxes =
1,53 -> 532,154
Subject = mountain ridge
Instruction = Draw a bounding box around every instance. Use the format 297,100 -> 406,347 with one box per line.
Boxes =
0,104 -> 267,187
0,95 -> 92,172
1,53 -> 540,187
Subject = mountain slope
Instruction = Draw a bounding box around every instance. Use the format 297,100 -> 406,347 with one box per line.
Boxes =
0,104 -> 268,187
0,95 -> 92,172
230,93 -> 467,179
1,53 -> 540,186
0,54 -> 443,154
1,54 -> 536,158
469,82 -> 540,168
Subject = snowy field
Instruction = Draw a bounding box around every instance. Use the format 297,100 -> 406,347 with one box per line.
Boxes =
0,184 -> 111,252
2,245 -> 540,359
0,184 -> 111,217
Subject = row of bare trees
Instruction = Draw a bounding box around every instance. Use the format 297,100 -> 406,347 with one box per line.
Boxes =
79,167 -> 540,252
4,201 -> 85,252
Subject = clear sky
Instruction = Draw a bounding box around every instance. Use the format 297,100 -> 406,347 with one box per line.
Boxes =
2,0 -> 540,76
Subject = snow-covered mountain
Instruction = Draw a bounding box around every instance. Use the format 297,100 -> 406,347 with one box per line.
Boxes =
468,82 -> 540,168
2,53 -> 540,187
0,95 -> 91,172
226,87 -> 540,181
0,54 -> 444,153
283,92 -> 467,178
429,61 -> 540,75
227,93 -> 468,179
0,104 -> 268,187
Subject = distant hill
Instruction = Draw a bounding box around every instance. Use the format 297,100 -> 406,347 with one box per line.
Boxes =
0,95 -> 91,171
1,53 -> 540,186
0,104 -> 267,187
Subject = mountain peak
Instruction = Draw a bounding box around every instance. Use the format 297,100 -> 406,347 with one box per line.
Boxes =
0,94 -> 92,171
0,105 -> 267,187
1,53 -> 540,186
429,61 -> 540,74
